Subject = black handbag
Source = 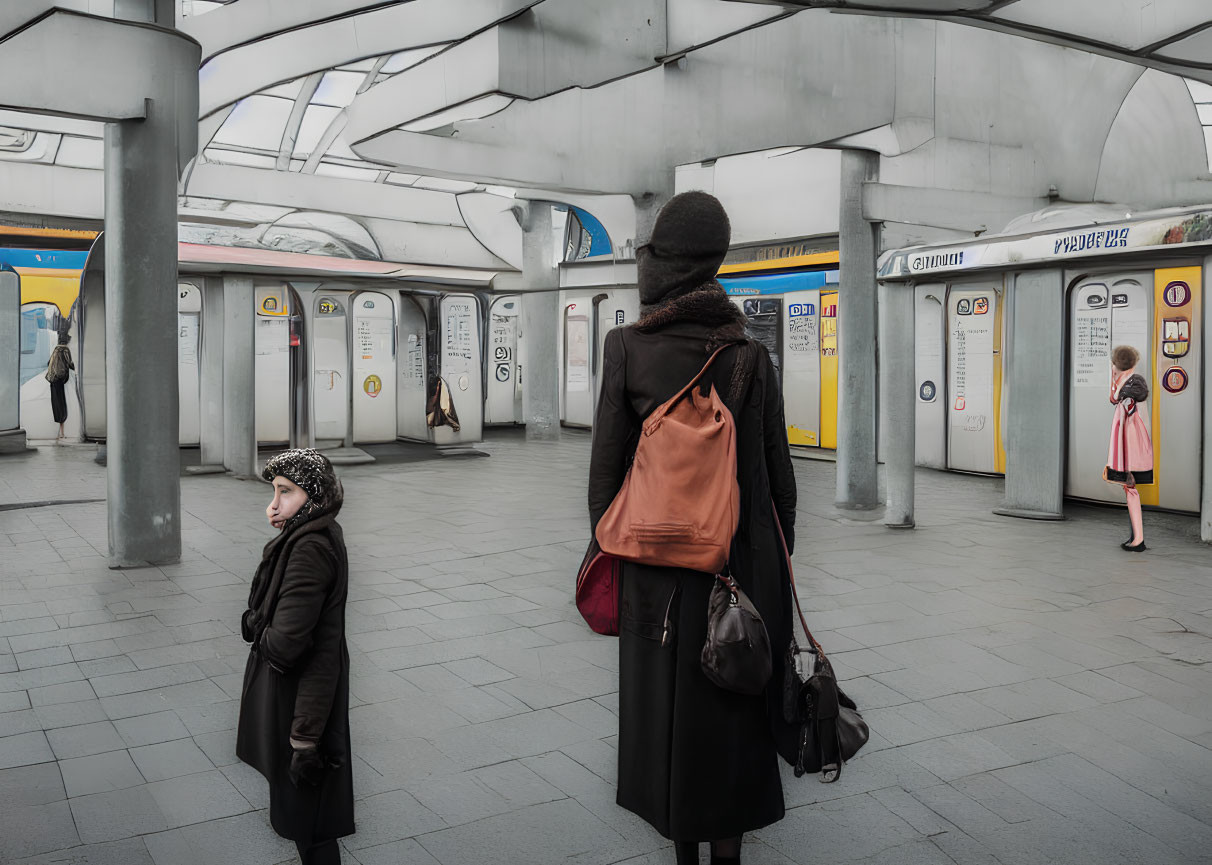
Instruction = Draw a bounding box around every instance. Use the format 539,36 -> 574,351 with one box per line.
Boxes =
700,571 -> 772,695
774,503 -> 869,782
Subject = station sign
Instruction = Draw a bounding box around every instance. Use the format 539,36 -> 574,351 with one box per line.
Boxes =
880,208 -> 1212,280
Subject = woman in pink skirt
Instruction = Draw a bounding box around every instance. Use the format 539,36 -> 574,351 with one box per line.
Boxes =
1105,345 -> 1153,551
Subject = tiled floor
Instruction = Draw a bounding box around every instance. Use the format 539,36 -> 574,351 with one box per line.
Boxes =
1,432 -> 1210,864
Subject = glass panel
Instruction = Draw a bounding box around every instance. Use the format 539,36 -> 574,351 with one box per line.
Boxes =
338,59 -> 380,73
1198,104 -> 1212,125
324,134 -> 360,161
385,172 -> 420,186
1185,78 -> 1212,103
55,136 -> 103,169
183,0 -> 228,17
264,78 -> 306,100
212,95 -> 294,151
292,104 -> 342,159
312,71 -> 365,108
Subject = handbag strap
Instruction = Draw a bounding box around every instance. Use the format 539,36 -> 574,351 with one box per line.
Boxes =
644,342 -> 740,431
770,499 -> 826,662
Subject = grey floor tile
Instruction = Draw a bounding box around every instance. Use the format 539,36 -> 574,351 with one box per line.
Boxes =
0,729 -> 54,769
113,710 -> 191,748
60,748 -> 145,797
12,837 -> 155,865
47,719 -> 127,759
143,811 -> 295,865
129,738 -> 215,782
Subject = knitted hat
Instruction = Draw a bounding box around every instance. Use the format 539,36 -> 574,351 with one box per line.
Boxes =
637,191 -> 732,305
263,448 -> 343,530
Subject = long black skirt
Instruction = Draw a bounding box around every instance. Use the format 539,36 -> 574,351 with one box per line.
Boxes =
616,562 -> 785,842
50,381 -> 68,424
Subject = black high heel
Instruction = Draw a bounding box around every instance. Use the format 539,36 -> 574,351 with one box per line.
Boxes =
1122,540 -> 1147,552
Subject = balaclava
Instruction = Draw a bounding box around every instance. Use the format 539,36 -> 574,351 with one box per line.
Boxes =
262,448 -> 344,533
637,191 -> 732,306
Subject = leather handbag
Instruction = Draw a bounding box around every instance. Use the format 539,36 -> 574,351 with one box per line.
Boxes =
595,344 -> 741,574
774,503 -> 869,782
576,538 -> 621,636
700,571 -> 772,695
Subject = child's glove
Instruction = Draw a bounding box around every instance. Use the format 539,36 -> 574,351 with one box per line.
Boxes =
289,746 -> 326,787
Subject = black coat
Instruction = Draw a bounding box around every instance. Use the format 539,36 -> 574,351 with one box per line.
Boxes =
588,320 -> 798,842
236,515 -> 354,844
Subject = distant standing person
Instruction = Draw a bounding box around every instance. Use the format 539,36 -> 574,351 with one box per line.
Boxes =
45,328 -> 73,441
237,449 -> 354,864
1105,345 -> 1153,552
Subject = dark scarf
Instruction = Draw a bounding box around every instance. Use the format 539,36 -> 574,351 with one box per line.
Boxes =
634,281 -> 754,407
247,511 -> 340,624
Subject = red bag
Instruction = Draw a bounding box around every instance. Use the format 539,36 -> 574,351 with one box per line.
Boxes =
594,345 -> 741,574
576,541 -> 621,636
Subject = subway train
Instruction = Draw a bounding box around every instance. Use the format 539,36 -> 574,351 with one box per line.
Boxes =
881,204 -> 1208,514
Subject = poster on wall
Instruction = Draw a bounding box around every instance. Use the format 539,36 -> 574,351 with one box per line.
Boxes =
445,301 -> 474,364
1073,290 -> 1111,387
566,314 -> 590,392
950,295 -> 994,434
786,300 -> 819,356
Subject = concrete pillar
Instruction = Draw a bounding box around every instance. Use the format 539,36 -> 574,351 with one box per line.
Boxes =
520,202 -> 560,441
879,282 -> 915,528
103,109 -> 182,566
0,270 -> 25,454
994,269 -> 1065,520
836,149 -> 881,510
198,278 -> 225,468
223,276 -> 258,478
1202,256 -> 1212,542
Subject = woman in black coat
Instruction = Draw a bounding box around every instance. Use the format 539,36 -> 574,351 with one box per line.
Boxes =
588,192 -> 798,865
237,449 -> 354,865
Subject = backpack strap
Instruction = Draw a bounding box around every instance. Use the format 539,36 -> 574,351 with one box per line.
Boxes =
644,342 -> 741,433
771,499 -> 826,662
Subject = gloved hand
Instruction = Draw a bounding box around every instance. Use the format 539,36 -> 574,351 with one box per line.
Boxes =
289,746 -> 326,787
240,609 -> 257,643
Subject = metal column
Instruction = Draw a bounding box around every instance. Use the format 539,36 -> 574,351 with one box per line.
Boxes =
520,202 -> 560,441
222,276 -> 258,478
103,108 -> 182,566
880,282 -> 915,527
836,150 -> 881,510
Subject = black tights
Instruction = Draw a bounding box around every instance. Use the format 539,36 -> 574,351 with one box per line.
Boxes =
296,839 -> 341,865
675,836 -> 742,864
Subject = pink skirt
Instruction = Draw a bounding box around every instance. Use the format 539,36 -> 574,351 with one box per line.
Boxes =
1106,401 -> 1153,485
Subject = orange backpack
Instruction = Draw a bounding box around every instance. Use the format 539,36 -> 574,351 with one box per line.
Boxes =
595,344 -> 741,574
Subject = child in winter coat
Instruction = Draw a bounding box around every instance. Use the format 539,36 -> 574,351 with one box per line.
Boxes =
237,449 -> 354,864
1105,345 -> 1153,552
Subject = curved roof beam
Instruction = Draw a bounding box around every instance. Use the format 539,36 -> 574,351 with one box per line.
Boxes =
345,0 -> 665,140
197,0 -> 541,118
183,1 -> 404,59
730,1 -> 1212,86
355,9 -> 1160,203
354,10 -> 910,193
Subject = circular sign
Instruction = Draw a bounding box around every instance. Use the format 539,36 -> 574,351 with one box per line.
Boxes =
1162,366 -> 1189,394
363,374 -> 382,397
919,380 -> 937,402
495,364 -> 510,383
1163,281 -> 1191,308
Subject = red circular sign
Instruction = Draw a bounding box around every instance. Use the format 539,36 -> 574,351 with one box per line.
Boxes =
1163,281 -> 1191,308
1162,366 -> 1189,394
